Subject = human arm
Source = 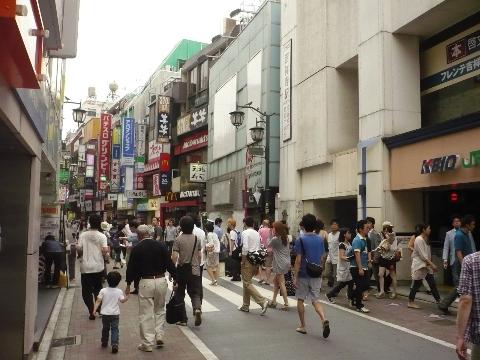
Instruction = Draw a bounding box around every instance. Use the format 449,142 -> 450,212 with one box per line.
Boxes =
93,290 -> 103,315
293,254 -> 301,287
354,251 -> 364,276
443,232 -> 451,269
101,234 -> 109,256
455,234 -> 466,263
415,238 -> 437,271
119,290 -> 129,303
407,235 -> 415,253
338,246 -> 348,261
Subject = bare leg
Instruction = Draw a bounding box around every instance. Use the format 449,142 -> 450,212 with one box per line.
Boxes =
271,275 -> 279,304
390,270 -> 397,294
378,267 -> 385,294
297,299 -> 306,328
312,301 -> 326,322
278,275 -> 288,305
207,268 -> 215,283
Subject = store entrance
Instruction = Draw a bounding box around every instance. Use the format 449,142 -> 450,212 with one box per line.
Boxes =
334,199 -> 357,230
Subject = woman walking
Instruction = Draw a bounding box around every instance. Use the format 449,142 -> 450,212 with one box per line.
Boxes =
375,222 -> 398,299
267,221 -> 291,310
408,224 -> 441,309
205,222 -> 220,285
326,228 -> 354,305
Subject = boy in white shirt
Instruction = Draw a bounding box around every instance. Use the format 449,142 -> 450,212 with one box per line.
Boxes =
93,271 -> 129,353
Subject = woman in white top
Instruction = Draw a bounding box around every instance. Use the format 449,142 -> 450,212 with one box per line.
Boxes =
408,224 -> 441,309
375,223 -> 399,299
205,222 -> 221,285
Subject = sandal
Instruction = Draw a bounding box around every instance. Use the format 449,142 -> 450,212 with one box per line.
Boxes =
296,327 -> 307,334
267,301 -> 277,309
280,304 -> 289,311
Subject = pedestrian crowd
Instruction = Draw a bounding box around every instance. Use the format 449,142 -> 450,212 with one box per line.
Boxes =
64,212 -> 478,359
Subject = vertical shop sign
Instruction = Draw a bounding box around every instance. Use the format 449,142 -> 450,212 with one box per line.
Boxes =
157,96 -> 171,143
136,124 -> 146,172
152,173 -> 161,196
111,127 -> 121,193
122,118 -> 135,165
160,172 -> 171,192
189,163 -> 207,182
98,113 -> 112,190
160,153 -> 170,172
110,160 -> 120,192
282,39 -> 292,142
148,140 -> 162,163
136,174 -> 145,190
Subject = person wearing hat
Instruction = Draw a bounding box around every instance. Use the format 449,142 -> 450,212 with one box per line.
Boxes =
375,221 -> 399,299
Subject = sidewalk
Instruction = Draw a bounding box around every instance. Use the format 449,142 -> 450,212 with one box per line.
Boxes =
48,266 -> 206,359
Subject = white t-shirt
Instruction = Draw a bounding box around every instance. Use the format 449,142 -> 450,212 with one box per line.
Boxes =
193,225 -> 206,266
241,228 -> 261,255
327,231 -> 340,265
98,287 -> 124,315
78,230 -> 108,273
206,232 -> 221,253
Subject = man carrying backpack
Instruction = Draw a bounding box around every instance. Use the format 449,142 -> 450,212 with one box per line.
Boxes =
293,214 -> 330,338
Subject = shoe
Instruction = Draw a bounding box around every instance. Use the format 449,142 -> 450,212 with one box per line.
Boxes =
389,293 -> 397,299
349,300 -> 356,308
101,342 -> 108,348
194,309 -> 202,326
156,339 -> 164,348
89,314 -> 96,320
426,290 -> 432,295
176,321 -> 187,326
357,307 -> 370,313
238,305 -> 249,313
455,298 -> 460,303
131,289 -> 139,295
322,320 -> 331,338
137,344 -> 153,352
263,282 -> 271,286
438,305 -> 450,315
375,292 -> 385,299
258,280 -> 264,284
260,300 -> 269,315
267,301 -> 277,309
111,345 -> 118,353
295,327 -> 307,334
325,294 -> 336,304
408,303 -> 420,309
231,277 -> 241,282
280,304 -> 289,311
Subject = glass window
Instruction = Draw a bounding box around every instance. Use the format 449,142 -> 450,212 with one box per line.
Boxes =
190,67 -> 197,94
200,61 -> 209,90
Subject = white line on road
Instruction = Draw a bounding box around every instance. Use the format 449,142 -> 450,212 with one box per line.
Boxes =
223,277 -> 456,350
167,278 -> 220,312
201,276 -> 261,309
178,326 -> 219,360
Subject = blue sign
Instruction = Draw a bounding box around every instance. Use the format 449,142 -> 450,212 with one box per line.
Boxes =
112,144 -> 121,160
120,165 -> 126,193
122,118 -> 135,165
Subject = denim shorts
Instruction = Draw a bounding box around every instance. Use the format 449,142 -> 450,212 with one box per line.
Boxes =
296,277 -> 322,302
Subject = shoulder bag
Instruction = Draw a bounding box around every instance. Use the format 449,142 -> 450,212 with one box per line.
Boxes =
299,237 -> 323,278
177,236 -> 197,277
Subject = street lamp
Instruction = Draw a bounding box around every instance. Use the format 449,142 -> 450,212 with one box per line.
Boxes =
229,110 -> 245,128
72,108 -> 86,126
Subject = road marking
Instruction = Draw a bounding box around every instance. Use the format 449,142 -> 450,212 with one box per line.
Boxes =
201,277 -> 261,309
167,279 -> 220,313
178,326 -> 219,360
221,277 -> 456,350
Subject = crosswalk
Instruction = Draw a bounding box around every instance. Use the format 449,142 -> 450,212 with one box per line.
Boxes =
167,278 -> 221,313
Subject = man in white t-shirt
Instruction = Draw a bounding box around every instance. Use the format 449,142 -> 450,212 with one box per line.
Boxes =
239,217 -> 268,314
326,220 -> 340,287
77,214 -> 109,319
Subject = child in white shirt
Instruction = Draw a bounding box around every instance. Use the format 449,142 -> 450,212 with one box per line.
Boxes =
93,271 -> 129,353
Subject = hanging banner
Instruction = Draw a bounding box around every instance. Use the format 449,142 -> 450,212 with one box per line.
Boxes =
99,113 -> 112,190
122,118 -> 135,165
135,174 -> 145,190
78,144 -> 86,162
160,153 -> 170,172
112,126 -> 121,160
110,159 -> 120,192
160,172 -> 171,192
282,39 -> 292,142
136,124 -> 146,173
148,140 -> 162,163
153,173 -> 161,196
157,96 -> 171,142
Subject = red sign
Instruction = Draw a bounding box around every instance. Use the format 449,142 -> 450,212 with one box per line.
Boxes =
160,153 -> 170,172
98,113 -> 112,190
152,174 -> 161,196
136,174 -> 144,190
144,161 -> 160,173
174,129 -> 208,155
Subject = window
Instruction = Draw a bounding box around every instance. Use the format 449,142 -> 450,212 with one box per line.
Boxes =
86,109 -> 96,117
189,67 -> 197,94
200,61 -> 209,90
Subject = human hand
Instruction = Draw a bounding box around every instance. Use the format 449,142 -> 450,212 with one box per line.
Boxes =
173,281 -> 178,291
125,285 -> 131,296
431,264 -> 438,273
359,268 -> 365,277
456,337 -> 467,360
443,260 -> 448,270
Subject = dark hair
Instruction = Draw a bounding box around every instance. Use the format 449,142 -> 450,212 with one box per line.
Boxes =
106,271 -> 122,287
273,221 -> 288,246
414,223 -> 424,236
450,214 -> 461,224
117,223 -> 125,233
89,214 -> 102,230
205,222 -> 214,233
462,215 -> 475,227
316,218 -> 325,231
187,213 -> 201,227
330,219 -> 339,225
45,234 -> 56,241
366,217 -> 375,225
302,214 -> 317,233
338,227 -> 352,244
180,216 -> 195,234
244,217 -> 254,228
215,217 -> 222,225
129,219 -> 140,229
356,220 -> 367,232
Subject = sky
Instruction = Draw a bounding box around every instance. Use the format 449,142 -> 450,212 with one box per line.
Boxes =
62,0 -> 249,137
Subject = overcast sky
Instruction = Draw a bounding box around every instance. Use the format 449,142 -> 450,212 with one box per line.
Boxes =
62,0 -> 249,137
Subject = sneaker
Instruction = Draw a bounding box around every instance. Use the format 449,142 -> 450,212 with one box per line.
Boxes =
89,314 -> 96,320
438,304 -> 450,315
408,303 -> 420,309
111,345 -> 118,353
389,293 -> 397,299
101,342 -> 108,348
258,280 -> 265,284
325,294 -> 336,304
194,309 -> 202,326
156,339 -> 164,348
375,292 -> 385,299
322,320 -> 331,338
176,321 -> 187,326
238,305 -> 249,313
295,327 -> 307,334
455,298 -> 460,303
260,300 -> 269,315
357,307 -> 370,313
137,344 -> 153,352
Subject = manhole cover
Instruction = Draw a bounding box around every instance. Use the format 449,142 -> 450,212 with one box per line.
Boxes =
51,335 -> 80,347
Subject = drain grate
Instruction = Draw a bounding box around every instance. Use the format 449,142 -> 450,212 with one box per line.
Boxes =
51,335 -> 80,347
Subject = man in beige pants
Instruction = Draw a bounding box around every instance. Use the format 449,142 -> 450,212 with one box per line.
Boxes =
238,217 -> 269,314
126,225 -> 177,352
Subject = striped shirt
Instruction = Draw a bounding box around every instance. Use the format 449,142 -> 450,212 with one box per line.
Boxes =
458,252 -> 480,345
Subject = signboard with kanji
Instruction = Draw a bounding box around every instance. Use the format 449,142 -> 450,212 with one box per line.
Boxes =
189,163 -> 207,183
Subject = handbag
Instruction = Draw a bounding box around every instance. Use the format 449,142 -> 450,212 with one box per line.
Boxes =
247,246 -> 267,265
299,237 -> 323,278
166,291 -> 185,324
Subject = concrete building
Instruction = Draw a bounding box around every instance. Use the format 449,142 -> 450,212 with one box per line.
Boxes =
0,0 -> 80,357
280,0 -> 480,281
207,0 -> 281,226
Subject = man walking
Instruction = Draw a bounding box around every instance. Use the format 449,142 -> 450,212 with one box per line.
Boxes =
77,215 -> 109,320
440,215 -> 476,315
456,250 -> 480,360
366,217 -> 384,294
41,235 -> 64,288
443,216 -> 461,281
239,216 -> 269,314
151,217 -> 164,242
214,218 -> 224,241
293,214 -> 330,337
326,220 -> 340,287
350,220 -> 371,313
126,225 -> 176,352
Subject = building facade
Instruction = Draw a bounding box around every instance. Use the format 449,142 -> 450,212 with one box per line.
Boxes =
207,0 -> 281,226
280,0 -> 480,281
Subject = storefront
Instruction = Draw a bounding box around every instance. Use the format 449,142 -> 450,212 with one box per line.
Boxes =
161,190 -> 204,225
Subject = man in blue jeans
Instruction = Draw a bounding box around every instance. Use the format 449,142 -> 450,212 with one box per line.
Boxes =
293,213 -> 330,338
